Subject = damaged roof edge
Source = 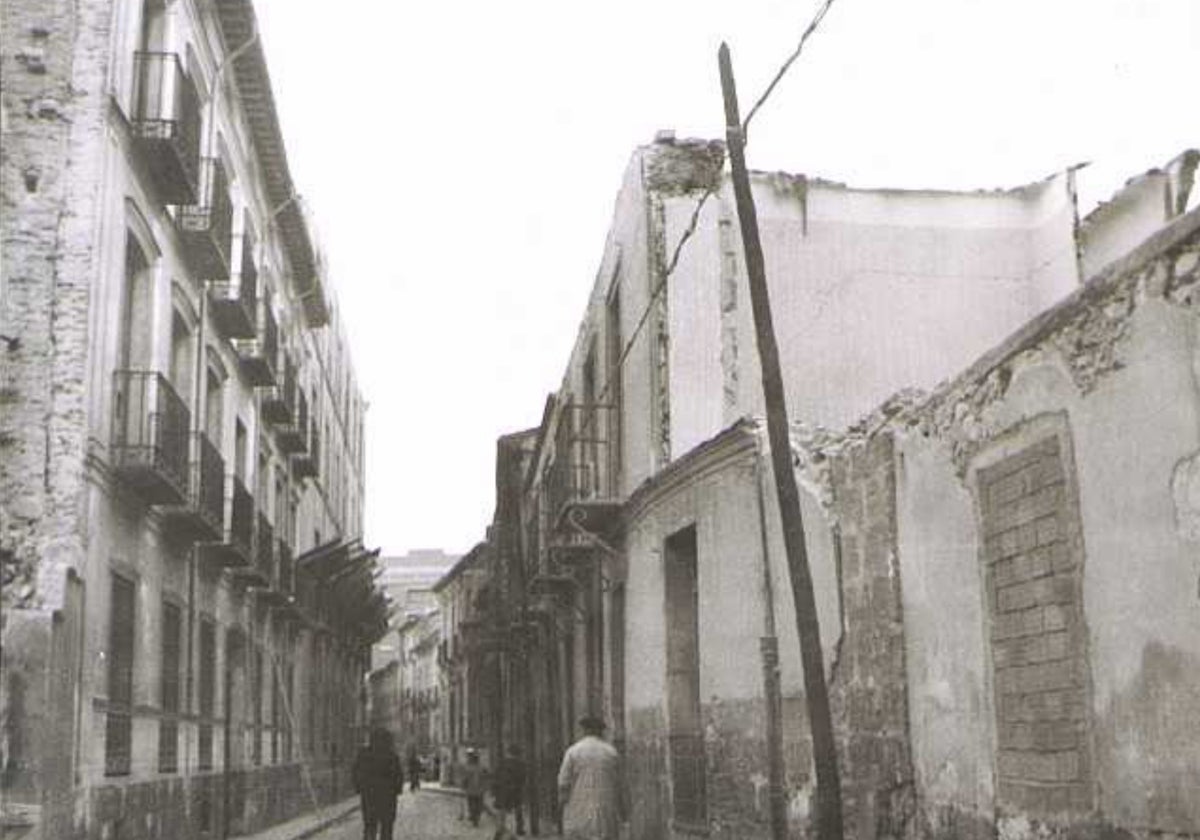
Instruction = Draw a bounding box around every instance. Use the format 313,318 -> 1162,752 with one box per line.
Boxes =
213,0 -> 329,327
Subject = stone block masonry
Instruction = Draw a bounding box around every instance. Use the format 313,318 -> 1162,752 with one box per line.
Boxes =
977,436 -> 1092,816
2,0 -> 112,613
828,432 -> 917,840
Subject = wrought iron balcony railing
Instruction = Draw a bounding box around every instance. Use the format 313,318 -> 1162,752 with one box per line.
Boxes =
208,233 -> 258,339
176,157 -> 234,281
544,397 -> 619,532
292,419 -> 318,480
261,356 -> 295,425
111,370 -> 190,505
162,431 -> 224,541
130,51 -> 201,204
233,298 -> 279,387
199,473 -> 254,568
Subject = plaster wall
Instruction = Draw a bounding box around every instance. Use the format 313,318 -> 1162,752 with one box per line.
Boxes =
1079,174 -> 1170,282
751,177 -> 1080,432
894,229 -> 1200,834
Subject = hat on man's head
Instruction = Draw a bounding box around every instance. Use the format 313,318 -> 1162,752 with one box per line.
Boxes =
579,715 -> 606,734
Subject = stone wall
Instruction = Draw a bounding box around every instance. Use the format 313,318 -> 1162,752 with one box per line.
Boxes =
827,433 -> 917,840
1,0 -> 108,614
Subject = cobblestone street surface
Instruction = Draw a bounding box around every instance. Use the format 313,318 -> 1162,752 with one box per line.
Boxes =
310,789 -> 498,840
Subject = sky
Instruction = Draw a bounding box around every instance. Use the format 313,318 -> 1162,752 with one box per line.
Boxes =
252,0 -> 1198,556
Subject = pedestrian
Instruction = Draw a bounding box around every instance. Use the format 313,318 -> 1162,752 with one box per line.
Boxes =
491,743 -> 527,839
407,749 -> 422,792
352,727 -> 405,840
557,716 -> 624,840
463,748 -> 486,826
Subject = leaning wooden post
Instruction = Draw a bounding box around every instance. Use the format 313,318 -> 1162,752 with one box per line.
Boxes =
718,42 -> 844,840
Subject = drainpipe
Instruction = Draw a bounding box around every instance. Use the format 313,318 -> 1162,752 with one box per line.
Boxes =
754,437 -> 787,840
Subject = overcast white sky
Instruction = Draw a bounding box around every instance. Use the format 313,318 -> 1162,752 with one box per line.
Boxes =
253,0 -> 1198,556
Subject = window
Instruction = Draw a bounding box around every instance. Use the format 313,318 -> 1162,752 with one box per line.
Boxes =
169,311 -> 194,406
605,288 -> 623,493
977,435 -> 1092,813
198,618 -> 216,770
204,363 -> 224,444
119,234 -> 153,370
105,574 -> 136,776
159,601 -> 182,772
664,526 -> 705,826
252,646 -> 263,765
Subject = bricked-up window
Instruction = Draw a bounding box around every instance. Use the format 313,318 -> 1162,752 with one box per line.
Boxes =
198,619 -> 216,770
105,574 -> 136,776
159,601 -> 182,772
978,435 -> 1092,814
664,526 -> 706,826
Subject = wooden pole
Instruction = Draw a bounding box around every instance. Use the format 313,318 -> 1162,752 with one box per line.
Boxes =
718,42 -> 844,840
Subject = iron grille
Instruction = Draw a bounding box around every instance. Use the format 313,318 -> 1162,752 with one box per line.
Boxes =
112,370 -> 191,499
257,514 -> 275,582
230,475 -> 255,557
195,431 -> 225,533
131,51 -> 201,200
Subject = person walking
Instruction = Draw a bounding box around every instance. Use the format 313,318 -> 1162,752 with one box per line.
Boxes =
407,749 -> 423,792
352,728 -> 405,840
491,743 -> 527,839
463,748 -> 486,826
557,717 -> 624,840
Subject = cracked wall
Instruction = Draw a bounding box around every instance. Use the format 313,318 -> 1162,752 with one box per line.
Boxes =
883,206 -> 1200,837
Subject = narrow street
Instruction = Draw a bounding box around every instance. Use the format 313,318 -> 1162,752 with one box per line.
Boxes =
311,790 -> 499,840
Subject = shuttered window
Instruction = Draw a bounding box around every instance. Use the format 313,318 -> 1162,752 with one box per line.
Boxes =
159,601 -> 182,772
105,574 -> 136,776
198,618 -> 216,770
252,647 -> 263,765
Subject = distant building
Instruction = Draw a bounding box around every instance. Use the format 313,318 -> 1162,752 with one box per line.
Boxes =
0,0 -> 385,837
453,136 -> 1200,839
371,549 -> 458,670
398,609 -> 443,762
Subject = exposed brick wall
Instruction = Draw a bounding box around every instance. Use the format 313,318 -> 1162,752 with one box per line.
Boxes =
977,436 -> 1092,815
1,0 -> 110,611
829,431 -> 917,840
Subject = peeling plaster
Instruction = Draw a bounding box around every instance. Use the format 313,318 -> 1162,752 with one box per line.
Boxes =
1170,453 -> 1200,542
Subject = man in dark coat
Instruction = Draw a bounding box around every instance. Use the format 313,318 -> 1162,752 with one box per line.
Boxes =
352,728 -> 405,840
492,743 -> 527,839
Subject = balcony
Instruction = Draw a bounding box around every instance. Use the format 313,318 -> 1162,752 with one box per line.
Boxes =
233,299 -> 279,386
545,398 -> 621,535
176,157 -> 233,281
235,513 -> 273,587
111,370 -> 190,505
260,357 -> 295,425
273,539 -> 303,616
208,235 -> 258,339
129,52 -> 201,205
277,388 -> 307,453
291,421 -> 318,480
160,432 -> 224,541
198,474 -> 255,569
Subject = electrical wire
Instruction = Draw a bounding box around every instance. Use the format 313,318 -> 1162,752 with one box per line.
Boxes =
742,0 -> 839,139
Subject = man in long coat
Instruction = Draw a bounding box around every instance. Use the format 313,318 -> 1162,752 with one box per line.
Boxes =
557,717 -> 624,840
352,727 -> 405,840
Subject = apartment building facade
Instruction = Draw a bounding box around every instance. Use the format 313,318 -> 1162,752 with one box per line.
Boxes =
0,1 -> 383,838
455,137 -> 1200,840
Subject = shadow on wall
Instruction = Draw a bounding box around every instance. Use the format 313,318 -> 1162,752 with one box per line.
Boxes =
1095,641 -> 1200,834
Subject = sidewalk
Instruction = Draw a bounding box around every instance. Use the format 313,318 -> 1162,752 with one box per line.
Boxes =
231,797 -> 359,840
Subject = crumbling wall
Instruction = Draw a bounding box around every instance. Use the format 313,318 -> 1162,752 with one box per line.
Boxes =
824,432 -> 918,840
1,0 -> 109,611
885,206 -> 1200,837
